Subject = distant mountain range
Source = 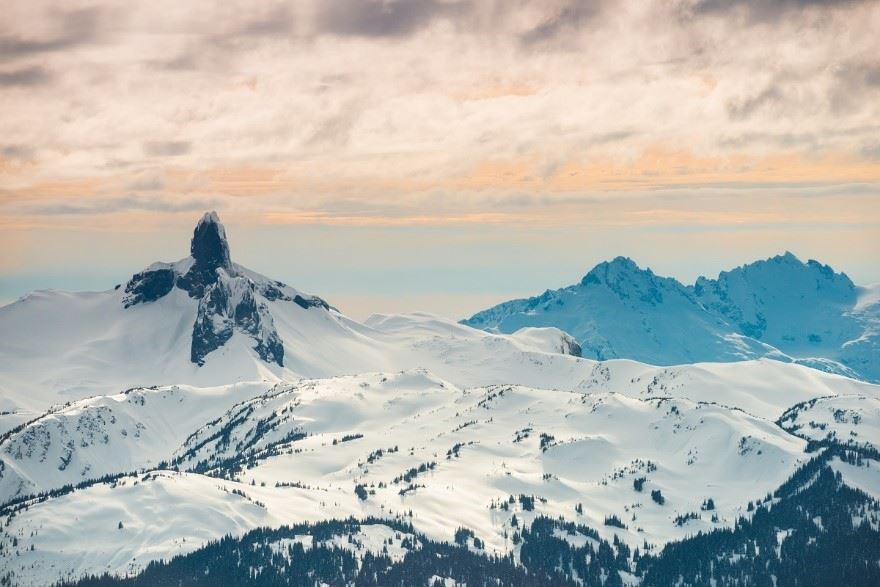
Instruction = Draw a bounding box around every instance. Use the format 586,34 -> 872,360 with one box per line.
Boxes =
463,253 -> 880,382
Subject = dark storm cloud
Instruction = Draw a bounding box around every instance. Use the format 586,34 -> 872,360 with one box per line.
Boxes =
0,66 -> 51,87
0,8 -> 102,61
317,0 -> 464,38
143,141 -> 191,157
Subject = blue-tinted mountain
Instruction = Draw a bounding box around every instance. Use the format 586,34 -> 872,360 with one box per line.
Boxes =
463,253 -> 879,382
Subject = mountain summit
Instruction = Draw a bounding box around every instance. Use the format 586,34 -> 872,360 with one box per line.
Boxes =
464,254 -> 879,382
122,211 -> 328,367
179,211 -> 234,298
191,211 -> 231,269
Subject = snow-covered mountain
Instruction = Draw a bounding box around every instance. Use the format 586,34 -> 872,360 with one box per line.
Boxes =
463,253 -> 880,382
0,213 -> 580,418
1,212 -> 878,586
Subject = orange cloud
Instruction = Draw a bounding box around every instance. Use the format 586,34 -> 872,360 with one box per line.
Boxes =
262,211 -> 515,226
1,146 -> 878,231
449,81 -> 541,102
453,147 -> 880,193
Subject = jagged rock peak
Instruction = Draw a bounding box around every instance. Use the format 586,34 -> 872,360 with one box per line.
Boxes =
191,211 -> 232,272
118,211 -> 337,367
579,256 -> 659,287
583,256 -> 640,277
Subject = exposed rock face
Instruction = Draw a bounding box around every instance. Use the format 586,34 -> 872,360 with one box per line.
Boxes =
121,211 -> 329,367
561,334 -> 582,358
122,268 -> 175,308
191,270 -> 284,366
178,211 -> 233,299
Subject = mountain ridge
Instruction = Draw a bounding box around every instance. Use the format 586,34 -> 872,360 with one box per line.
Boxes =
463,252 -> 879,382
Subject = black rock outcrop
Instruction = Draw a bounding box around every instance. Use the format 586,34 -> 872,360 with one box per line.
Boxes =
120,211 -> 330,368
177,211 -> 233,298
123,268 -> 175,308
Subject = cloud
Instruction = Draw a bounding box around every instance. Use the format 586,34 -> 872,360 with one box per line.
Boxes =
12,193 -> 223,216
143,141 -> 191,157
317,0 -> 463,38
823,60 -> 880,115
306,100 -> 363,147
127,171 -> 165,191
238,5 -> 297,38
726,85 -> 784,120
0,7 -> 102,61
693,0 -> 869,20
518,0 -> 603,46
1,144 -> 34,159
0,0 -> 877,225
0,66 -> 51,86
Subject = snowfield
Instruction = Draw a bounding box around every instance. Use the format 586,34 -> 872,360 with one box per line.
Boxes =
2,366 -> 877,585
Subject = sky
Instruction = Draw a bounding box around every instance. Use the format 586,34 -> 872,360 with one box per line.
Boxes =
1,0 -> 879,320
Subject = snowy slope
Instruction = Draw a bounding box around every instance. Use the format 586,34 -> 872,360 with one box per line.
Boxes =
1,471 -> 274,584
0,370 -> 818,585
2,353 -> 877,506
463,254 -> 879,382
694,253 -> 860,352
3,366 -> 878,585
0,382 -> 272,503
778,394 -> 880,452
0,299 -> 583,417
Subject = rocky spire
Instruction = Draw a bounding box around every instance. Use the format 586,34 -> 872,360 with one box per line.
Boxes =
122,210 -> 330,367
191,211 -> 232,273
178,211 -> 234,298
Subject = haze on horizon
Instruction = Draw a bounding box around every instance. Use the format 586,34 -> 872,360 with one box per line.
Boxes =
1,0 -> 879,320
